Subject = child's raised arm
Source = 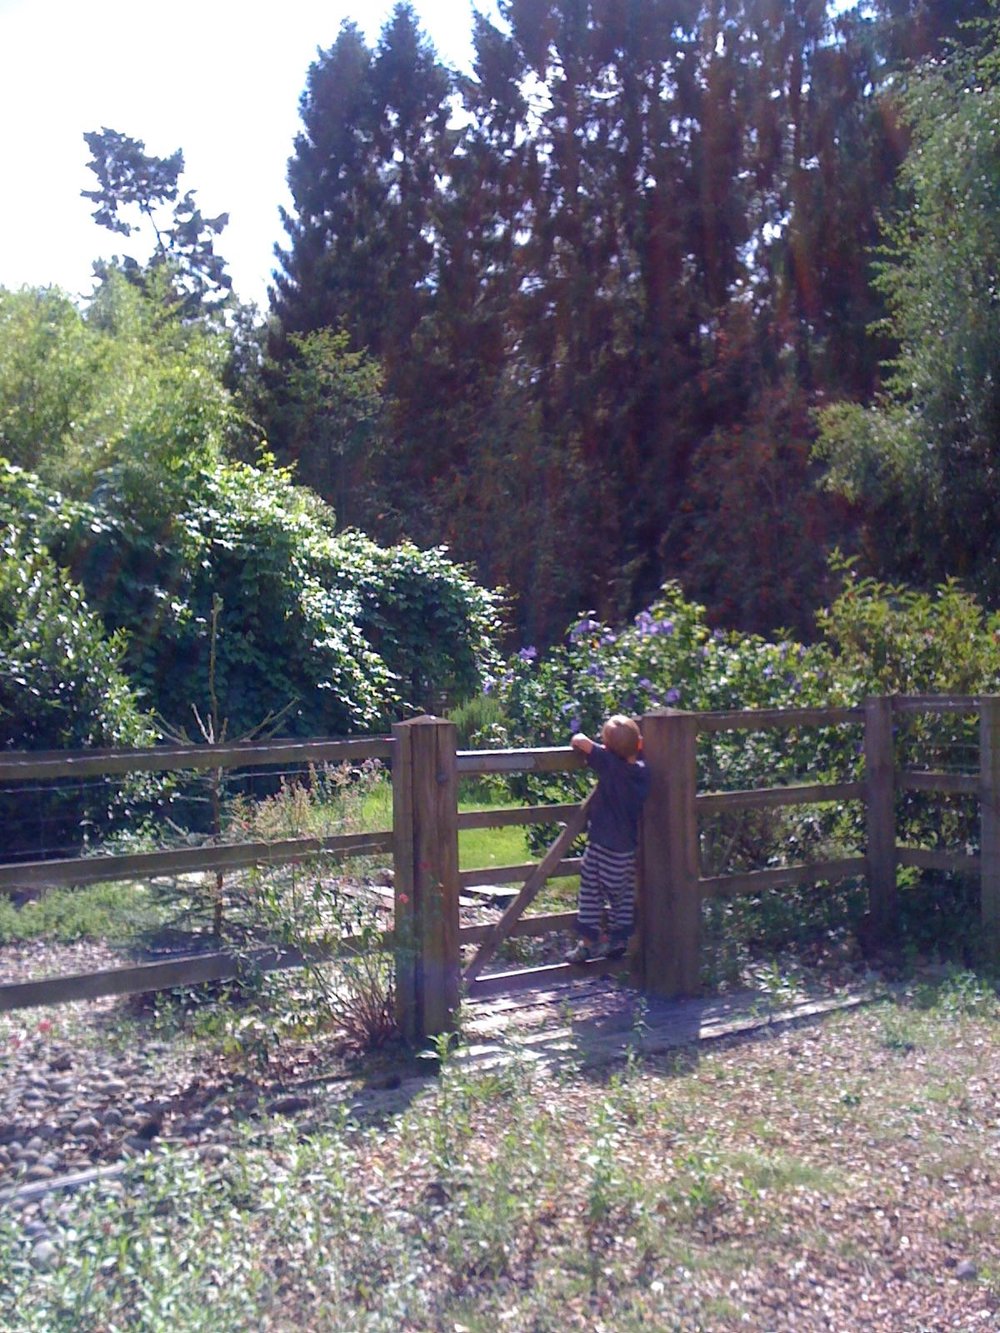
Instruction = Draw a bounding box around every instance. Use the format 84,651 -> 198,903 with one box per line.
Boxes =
571,732 -> 595,755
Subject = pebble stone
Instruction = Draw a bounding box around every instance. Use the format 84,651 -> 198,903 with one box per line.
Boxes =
1,937 -> 334,1237
30,1239 -> 59,1269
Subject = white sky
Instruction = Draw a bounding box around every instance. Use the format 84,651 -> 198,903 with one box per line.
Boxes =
0,0 -> 480,310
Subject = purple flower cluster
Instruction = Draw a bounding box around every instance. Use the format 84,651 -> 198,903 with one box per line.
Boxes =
634,610 -> 676,637
561,699 -> 582,733
569,617 -> 601,642
517,645 -> 537,662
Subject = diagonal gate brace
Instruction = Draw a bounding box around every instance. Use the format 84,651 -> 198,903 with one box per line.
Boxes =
463,791 -> 594,984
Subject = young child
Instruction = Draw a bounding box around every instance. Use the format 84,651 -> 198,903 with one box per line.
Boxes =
565,714 -> 651,963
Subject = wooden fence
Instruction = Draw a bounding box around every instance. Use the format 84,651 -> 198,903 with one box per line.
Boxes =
2,697 -> 998,1037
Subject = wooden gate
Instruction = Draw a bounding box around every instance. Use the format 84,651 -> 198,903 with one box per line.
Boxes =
390,717 -> 617,1036
463,790 -> 594,984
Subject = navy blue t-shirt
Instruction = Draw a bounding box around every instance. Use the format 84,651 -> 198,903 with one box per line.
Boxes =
585,743 -> 651,853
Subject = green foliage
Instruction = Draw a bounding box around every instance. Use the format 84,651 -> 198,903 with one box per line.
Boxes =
9,453 -> 501,742
0,273 -> 241,502
83,126 -> 232,313
0,530 -> 150,751
333,532 -> 503,711
815,15 -> 1000,598
815,563 -> 1000,696
267,326 -> 384,525
497,581 -> 845,754
60,458 -> 393,739
0,288 -> 102,473
499,572 -> 1000,754
0,526 -> 155,857
493,571 -> 1000,957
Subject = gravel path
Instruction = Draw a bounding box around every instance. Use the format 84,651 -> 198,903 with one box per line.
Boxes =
0,941 -> 367,1207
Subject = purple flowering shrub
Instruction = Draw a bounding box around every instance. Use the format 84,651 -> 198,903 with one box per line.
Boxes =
484,574 -> 1000,965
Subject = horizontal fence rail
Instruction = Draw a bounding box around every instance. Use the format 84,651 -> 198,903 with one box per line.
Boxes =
0,932 -> 395,1014
698,857 -> 868,898
696,780 -> 864,813
0,832 -> 393,893
456,747 -> 584,775
0,736 -> 393,782
694,706 -> 863,733
891,695 -> 986,715
897,848 -> 981,873
459,910 -> 576,945
899,771 -> 979,795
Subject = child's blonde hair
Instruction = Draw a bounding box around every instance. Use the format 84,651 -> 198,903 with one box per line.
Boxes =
601,714 -> 641,759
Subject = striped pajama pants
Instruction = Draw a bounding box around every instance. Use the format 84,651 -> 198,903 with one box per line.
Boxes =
575,840 -> 637,944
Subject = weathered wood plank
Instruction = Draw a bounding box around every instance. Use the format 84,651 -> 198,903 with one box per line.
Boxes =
463,794 -> 593,983
695,706 -> 863,734
0,832 -> 392,893
640,710 -> 700,997
456,804 -> 579,830
865,696 -> 897,941
896,847 -> 980,873
467,955 -> 626,999
980,697 -> 1000,959
392,721 -> 418,1042
698,856 -> 866,897
408,718 -> 461,1037
898,770 -> 979,795
457,859 -> 581,890
0,737 -> 393,782
0,934 -> 394,1013
456,748 -> 584,775
892,696 -> 984,715
697,781 -> 863,813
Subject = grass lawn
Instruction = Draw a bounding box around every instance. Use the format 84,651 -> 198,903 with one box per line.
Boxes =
362,778 -> 578,909
2,971 -> 998,1330
0,781 -> 574,948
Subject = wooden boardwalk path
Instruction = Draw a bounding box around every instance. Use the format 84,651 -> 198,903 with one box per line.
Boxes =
455,975 -> 877,1076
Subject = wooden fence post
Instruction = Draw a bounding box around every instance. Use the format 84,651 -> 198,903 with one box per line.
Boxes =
979,696 -> 1000,960
391,716 -> 460,1043
639,709 -> 700,997
864,695 -> 897,942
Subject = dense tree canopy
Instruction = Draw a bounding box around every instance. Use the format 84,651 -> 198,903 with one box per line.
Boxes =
815,13 -> 1000,599
269,0 -> 986,643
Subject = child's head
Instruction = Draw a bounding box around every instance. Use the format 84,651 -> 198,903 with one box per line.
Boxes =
601,714 -> 641,760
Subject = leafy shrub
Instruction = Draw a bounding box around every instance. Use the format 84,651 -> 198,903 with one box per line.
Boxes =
0,273 -> 241,499
54,459 -> 391,740
333,532 -> 503,711
490,570 -> 1000,961
0,528 -> 156,858
40,460 -> 502,742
